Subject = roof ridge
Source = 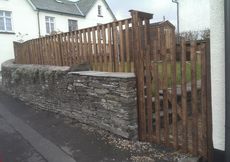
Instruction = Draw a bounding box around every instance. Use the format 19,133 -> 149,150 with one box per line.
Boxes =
75,3 -> 84,16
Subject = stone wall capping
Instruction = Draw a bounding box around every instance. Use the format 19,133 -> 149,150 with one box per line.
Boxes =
68,71 -> 135,79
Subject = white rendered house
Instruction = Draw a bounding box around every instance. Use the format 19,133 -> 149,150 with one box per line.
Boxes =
0,0 -> 116,71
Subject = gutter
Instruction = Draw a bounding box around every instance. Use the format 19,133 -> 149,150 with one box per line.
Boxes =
37,10 -> 41,37
225,0 -> 230,161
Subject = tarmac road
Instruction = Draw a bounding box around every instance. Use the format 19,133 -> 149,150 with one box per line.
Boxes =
0,91 -> 133,162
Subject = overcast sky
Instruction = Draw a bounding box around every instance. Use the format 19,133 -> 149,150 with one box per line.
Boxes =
106,0 -> 177,27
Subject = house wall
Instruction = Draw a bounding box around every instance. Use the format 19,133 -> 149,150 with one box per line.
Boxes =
38,11 -> 84,35
210,0 -> 225,151
179,0 -> 210,32
38,0 -> 114,35
79,0 -> 115,28
0,0 -> 115,71
0,0 -> 38,71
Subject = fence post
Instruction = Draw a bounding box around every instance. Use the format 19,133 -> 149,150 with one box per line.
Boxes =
58,34 -> 64,66
205,39 -> 213,162
129,10 -> 153,140
13,42 -> 19,63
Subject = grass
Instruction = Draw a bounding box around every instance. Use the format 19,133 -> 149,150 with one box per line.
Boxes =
157,61 -> 201,86
91,60 -> 202,91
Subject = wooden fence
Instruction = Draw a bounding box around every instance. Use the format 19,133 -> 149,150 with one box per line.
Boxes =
130,10 -> 212,161
14,12 -> 175,73
14,18 -> 135,72
13,10 -> 212,161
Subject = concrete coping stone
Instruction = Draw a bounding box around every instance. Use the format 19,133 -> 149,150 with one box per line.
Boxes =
2,60 -> 70,72
68,71 -> 136,79
3,60 -> 136,78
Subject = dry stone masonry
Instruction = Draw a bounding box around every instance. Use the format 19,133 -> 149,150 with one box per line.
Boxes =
1,60 -> 137,139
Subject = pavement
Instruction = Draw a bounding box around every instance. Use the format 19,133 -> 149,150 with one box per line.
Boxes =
0,83 -> 190,162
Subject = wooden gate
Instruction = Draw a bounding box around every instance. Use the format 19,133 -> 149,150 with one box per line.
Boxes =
130,10 -> 213,161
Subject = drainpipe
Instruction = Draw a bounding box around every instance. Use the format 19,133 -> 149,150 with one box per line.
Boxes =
172,0 -> 179,42
37,10 -> 41,37
225,0 -> 230,161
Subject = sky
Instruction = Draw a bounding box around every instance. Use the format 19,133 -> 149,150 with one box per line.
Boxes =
106,0 -> 177,27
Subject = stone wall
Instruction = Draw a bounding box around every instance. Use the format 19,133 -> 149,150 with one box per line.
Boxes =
1,60 -> 137,139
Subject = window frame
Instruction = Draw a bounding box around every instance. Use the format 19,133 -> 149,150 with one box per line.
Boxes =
98,5 -> 102,17
45,16 -> 55,34
0,10 -> 13,32
68,19 -> 78,32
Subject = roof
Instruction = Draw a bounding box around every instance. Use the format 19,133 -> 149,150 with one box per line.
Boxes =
77,0 -> 95,15
29,0 -> 116,19
151,20 -> 175,29
30,0 -> 83,16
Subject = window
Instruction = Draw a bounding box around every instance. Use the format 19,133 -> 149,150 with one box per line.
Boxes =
0,10 -> 12,32
68,19 -> 78,32
98,5 -> 102,16
45,16 -> 55,34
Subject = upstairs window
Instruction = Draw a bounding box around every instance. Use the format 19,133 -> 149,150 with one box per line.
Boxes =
98,5 -> 102,17
68,19 -> 78,32
0,10 -> 12,32
45,16 -> 55,34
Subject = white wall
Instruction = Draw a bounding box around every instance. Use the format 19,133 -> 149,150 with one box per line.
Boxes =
38,11 -> 84,35
0,0 -> 38,71
0,35 -> 15,70
0,0 -> 115,71
38,0 -> 114,35
79,0 -> 115,28
179,0 -> 210,32
210,0 -> 225,151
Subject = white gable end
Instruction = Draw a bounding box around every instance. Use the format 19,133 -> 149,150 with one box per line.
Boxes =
79,0 -> 115,28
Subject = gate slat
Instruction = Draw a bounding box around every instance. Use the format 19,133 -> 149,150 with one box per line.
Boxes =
154,32 -> 161,143
161,28 -> 169,145
181,39 -> 188,151
201,43 -> 208,157
191,41 -> 198,155
171,33 -> 178,148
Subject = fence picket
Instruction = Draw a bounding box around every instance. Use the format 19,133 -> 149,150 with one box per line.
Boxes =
181,39 -> 188,151
107,23 -> 113,72
161,27 -> 169,145
191,41 -> 198,155
102,25 -> 107,71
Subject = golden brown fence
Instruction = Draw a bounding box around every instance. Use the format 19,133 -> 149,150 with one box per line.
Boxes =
14,18 -> 135,72
14,10 -> 175,73
130,10 -> 212,161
